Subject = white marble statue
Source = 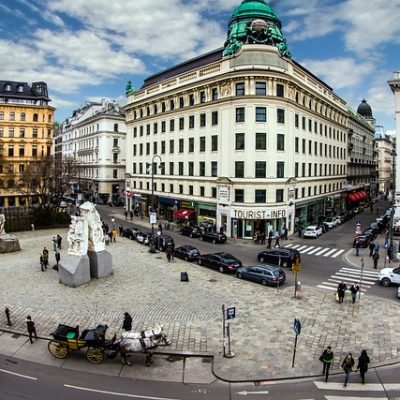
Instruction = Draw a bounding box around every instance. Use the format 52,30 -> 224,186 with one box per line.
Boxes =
0,214 -> 5,236
67,216 -> 89,256
79,202 -> 105,252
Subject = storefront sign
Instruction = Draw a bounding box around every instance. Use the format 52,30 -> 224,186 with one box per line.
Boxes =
218,186 -> 230,202
232,209 -> 287,219
181,201 -> 195,209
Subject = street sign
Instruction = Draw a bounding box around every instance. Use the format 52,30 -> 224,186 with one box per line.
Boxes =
293,318 -> 301,335
292,262 -> 301,273
355,221 -> 362,235
226,307 -> 236,320
149,212 -> 157,224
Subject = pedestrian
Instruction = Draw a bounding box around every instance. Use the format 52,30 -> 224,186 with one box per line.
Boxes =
166,246 -> 172,262
40,254 -> 45,271
374,243 -> 380,254
261,232 -> 266,245
130,210 -> 133,220
284,227 -> 288,240
43,246 -> 49,256
5,307 -> 12,326
52,236 -> 57,251
320,346 -> 334,382
111,229 -> 117,242
355,241 -> 360,256
104,233 -> 110,245
233,233 -> 237,243
119,225 -> 124,237
350,282 -> 360,303
369,241 -> 375,257
26,315 -> 37,343
122,312 -> 132,331
341,352 -> 355,387
42,252 -> 49,269
124,210 -> 128,220
337,282 -> 347,303
267,235 -> 272,249
274,236 -> 280,248
372,252 -> 379,269
31,223 -> 35,231
56,234 -> 62,249
356,349 -> 370,384
55,251 -> 60,269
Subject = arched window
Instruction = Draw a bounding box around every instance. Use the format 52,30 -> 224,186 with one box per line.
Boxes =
8,179 -> 14,189
33,113 -> 38,122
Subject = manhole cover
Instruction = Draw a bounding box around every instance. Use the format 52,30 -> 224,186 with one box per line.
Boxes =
166,355 -> 184,362
209,279 -> 217,282
11,334 -> 20,338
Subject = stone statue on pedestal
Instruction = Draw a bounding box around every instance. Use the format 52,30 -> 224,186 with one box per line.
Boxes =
0,213 -> 21,253
0,214 -> 5,236
67,216 -> 89,256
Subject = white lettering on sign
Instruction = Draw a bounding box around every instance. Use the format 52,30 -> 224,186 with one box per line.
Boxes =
232,209 -> 287,220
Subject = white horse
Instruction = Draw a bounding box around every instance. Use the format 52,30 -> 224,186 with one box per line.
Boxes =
121,325 -> 171,346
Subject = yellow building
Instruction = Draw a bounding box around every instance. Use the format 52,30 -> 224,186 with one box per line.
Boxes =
0,81 -> 55,207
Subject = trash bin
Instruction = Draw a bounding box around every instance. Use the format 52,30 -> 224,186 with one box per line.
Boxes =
296,281 -> 302,291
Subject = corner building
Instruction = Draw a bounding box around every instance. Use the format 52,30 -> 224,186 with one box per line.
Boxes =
125,0 -> 348,239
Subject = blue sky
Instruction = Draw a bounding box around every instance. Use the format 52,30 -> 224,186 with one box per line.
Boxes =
0,0 -> 399,132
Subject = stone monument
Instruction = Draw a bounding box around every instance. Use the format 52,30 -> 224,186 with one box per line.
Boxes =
58,216 -> 91,287
0,214 -> 21,253
80,202 -> 113,279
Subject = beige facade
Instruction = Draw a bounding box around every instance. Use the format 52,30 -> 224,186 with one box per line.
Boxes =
375,134 -> 394,195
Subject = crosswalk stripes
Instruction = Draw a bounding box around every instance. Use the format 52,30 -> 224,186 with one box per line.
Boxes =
317,267 -> 380,292
285,243 -> 346,259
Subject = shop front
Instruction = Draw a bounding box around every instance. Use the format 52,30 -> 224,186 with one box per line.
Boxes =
158,197 -> 178,222
295,198 -> 325,233
173,200 -> 196,225
197,203 -> 217,232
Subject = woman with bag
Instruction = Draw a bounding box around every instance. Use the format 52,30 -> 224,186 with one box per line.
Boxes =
341,352 -> 355,387
356,349 -> 370,384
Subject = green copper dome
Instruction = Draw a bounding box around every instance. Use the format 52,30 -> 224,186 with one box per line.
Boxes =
229,0 -> 281,29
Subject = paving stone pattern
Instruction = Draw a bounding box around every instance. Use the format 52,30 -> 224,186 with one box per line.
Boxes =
1,228 -> 400,381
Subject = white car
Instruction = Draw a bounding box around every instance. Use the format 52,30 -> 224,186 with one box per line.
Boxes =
303,225 -> 323,238
323,217 -> 337,229
379,267 -> 400,287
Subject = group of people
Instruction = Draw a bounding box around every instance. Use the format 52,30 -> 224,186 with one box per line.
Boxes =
337,281 -> 360,303
40,236 -> 62,271
253,228 -> 288,248
321,346 -> 370,386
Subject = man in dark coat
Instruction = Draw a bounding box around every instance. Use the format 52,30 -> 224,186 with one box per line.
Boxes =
26,315 -> 37,343
356,349 -> 370,384
122,312 -> 132,331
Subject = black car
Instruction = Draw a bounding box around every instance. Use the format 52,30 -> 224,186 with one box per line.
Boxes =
154,234 -> 175,251
174,245 -> 200,261
200,231 -> 227,244
122,228 -> 139,240
197,252 -> 242,273
236,264 -> 286,286
257,248 -> 301,268
353,234 -> 372,248
179,226 -> 203,238
363,228 -> 377,240
136,231 -> 153,245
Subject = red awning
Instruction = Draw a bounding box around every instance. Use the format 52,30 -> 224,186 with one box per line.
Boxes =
348,193 -> 357,202
361,191 -> 368,199
173,208 -> 194,219
355,192 -> 363,200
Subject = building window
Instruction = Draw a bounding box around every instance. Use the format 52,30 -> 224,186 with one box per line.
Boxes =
9,128 -> 14,138
199,161 -> 205,176
236,133 -> 245,150
188,137 -> 194,152
236,82 -> 245,96
169,139 -> 174,153
20,112 -> 26,121
169,162 -> 174,175
276,189 -> 284,203
277,134 -> 285,151
9,112 -> 15,121
179,138 -> 184,153
161,141 -> 165,154
255,107 -> 266,122
277,109 -> 285,123
19,164 -> 24,173
200,113 -> 206,127
113,138 -> 118,147
295,137 -> 299,153
188,162 -> 194,176
199,136 -> 206,152
211,111 -> 218,125
0,112 -> 3,120
139,143 -> 143,155
255,161 -> 266,178
255,132 -> 266,150
162,102 -> 166,112
255,81 -> 266,95
235,189 -> 244,202
189,94 -> 195,106
0,128 -> 3,137
255,189 -> 266,203
160,121 -> 166,133
19,146 -> 25,156
114,123 -> 118,132
8,145 -> 14,156
212,88 -> 218,101
200,186 -> 205,197
276,83 -> 284,97
153,142 -> 158,154
146,124 -> 150,135
277,161 -> 284,178
295,162 -> 299,177
236,107 -> 245,122
178,162 -> 184,175
32,146 -> 37,157
179,117 -> 184,130
179,185 -> 183,194
146,143 -> 150,155
189,185 -> 193,195
113,153 -> 118,163
113,169 -> 118,178
179,96 -> 184,108
211,135 -> 218,151
200,91 -> 206,103
33,113 -> 38,122
169,119 -> 175,132
211,161 -> 218,177
212,187 -> 217,198
189,115 -> 194,129
140,126 -> 143,136
153,123 -> 158,134
295,114 -> 299,128
235,161 -> 244,178
170,99 -> 175,110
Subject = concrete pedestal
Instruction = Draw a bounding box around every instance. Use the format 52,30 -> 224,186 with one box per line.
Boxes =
88,250 -> 113,279
0,234 -> 21,253
58,254 -> 90,287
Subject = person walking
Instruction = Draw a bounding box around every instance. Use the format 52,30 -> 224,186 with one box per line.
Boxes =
274,236 -> 281,248
350,282 -> 360,303
56,234 -> 62,249
166,245 -> 173,262
122,312 -> 132,331
283,227 -> 288,240
369,241 -> 375,257
372,252 -> 379,269
267,235 -> 272,249
355,241 -> 360,256
119,225 -> 124,237
54,251 -> 60,269
261,232 -> 266,245
337,282 -> 347,303
42,251 -> 49,269
26,316 -> 37,343
320,346 -> 334,382
52,237 -> 57,251
356,349 -> 370,384
111,229 -> 117,242
40,254 -> 45,271
341,352 -> 355,387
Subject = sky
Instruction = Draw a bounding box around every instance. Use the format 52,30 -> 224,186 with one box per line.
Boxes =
0,0 -> 399,132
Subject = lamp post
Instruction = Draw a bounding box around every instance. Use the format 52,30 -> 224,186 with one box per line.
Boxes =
389,149 -> 397,260
147,155 -> 163,252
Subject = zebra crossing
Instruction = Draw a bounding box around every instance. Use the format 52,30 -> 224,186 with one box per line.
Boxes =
284,243 -> 346,259
317,266 -> 380,293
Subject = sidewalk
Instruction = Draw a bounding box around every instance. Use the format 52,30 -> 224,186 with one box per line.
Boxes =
1,209 -> 400,383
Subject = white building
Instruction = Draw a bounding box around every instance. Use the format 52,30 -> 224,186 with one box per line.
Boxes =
59,100 -> 126,204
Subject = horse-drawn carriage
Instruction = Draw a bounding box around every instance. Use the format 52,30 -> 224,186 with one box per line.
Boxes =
48,323 -> 118,364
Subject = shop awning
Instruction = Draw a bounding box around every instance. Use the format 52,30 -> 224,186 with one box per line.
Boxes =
348,193 -> 357,202
173,208 -> 194,219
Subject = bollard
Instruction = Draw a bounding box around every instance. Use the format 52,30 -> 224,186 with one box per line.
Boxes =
5,307 -> 12,326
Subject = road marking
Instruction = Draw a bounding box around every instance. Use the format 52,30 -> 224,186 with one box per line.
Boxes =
300,246 -> 315,254
64,384 -> 180,399
315,248 -> 330,256
323,249 -> 338,257
0,368 -> 37,381
285,244 -> 294,247
331,249 -> 345,258
327,278 -> 371,288
314,381 -> 386,391
296,245 -> 308,251
307,247 -> 323,254
334,272 -> 377,283
341,268 -> 380,277
325,397 -> 387,400
291,244 -> 301,249
237,390 -> 270,395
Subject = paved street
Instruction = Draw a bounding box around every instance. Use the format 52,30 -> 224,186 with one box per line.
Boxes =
1,213 -> 400,383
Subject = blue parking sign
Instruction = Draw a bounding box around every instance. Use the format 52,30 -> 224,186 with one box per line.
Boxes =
293,318 -> 301,335
227,307 -> 236,320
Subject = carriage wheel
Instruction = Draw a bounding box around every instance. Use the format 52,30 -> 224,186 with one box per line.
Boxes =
86,347 -> 104,364
48,340 -> 68,359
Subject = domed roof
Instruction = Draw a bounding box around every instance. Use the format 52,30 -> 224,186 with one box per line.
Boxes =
357,99 -> 373,118
229,0 -> 281,28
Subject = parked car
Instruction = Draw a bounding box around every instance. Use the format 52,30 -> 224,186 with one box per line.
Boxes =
197,252 -> 242,273
236,264 -> 286,286
200,231 -> 227,244
122,228 -> 139,240
179,225 -> 203,238
379,267 -> 400,287
363,228 -> 377,240
353,234 -> 372,248
323,217 -> 337,229
303,225 -> 323,238
368,222 -> 382,235
174,245 -> 200,262
154,234 -> 175,251
136,231 -> 153,245
257,248 -> 301,268
333,216 -> 342,225
397,286 -> 400,299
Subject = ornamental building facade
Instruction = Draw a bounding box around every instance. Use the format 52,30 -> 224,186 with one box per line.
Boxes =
124,0 -> 350,239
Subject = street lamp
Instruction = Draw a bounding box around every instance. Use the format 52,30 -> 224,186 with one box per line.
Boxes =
147,154 -> 163,252
389,149 -> 397,260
